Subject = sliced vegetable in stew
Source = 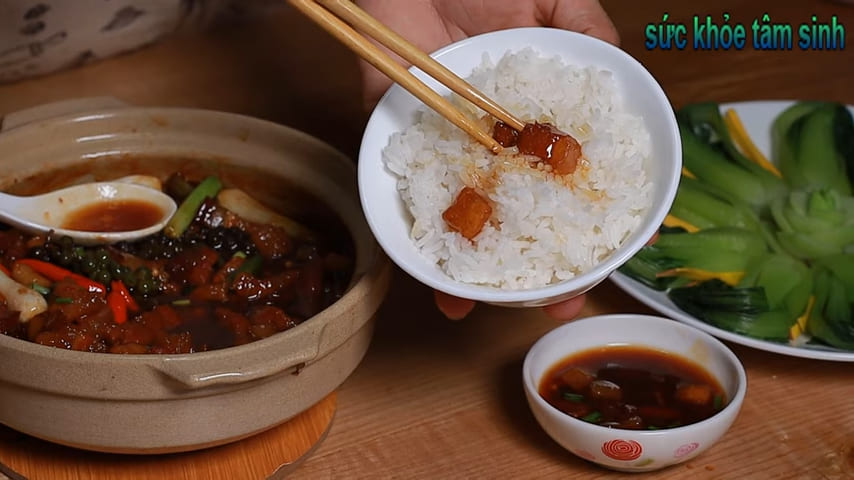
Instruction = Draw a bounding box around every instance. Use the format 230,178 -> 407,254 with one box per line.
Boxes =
0,172 -> 354,354
539,345 -> 727,430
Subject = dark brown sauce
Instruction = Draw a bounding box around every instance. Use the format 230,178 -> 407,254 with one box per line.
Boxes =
63,200 -> 163,232
539,345 -> 727,430
0,161 -> 357,354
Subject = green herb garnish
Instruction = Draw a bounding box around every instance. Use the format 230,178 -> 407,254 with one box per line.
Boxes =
581,411 -> 602,423
31,282 -> 50,296
562,392 -> 585,403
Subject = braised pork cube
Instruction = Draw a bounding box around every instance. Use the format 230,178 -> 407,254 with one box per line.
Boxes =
517,122 -> 582,174
492,121 -> 519,147
442,187 -> 492,240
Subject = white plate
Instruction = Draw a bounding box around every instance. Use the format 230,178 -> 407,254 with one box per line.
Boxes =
610,100 -> 854,362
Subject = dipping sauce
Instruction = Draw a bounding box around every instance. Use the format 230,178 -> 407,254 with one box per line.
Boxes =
63,200 -> 163,232
539,345 -> 727,430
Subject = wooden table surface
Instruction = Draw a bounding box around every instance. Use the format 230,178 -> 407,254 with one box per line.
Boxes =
1,1 -> 854,479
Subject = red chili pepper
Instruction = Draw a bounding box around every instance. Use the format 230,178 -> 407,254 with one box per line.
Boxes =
111,280 -> 139,312
106,289 -> 128,325
15,259 -> 105,293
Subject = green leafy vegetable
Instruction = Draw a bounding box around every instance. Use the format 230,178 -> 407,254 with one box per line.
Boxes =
669,176 -> 760,231
619,101 -> 854,351
679,104 -> 786,208
770,188 -> 854,260
773,102 -> 853,195
807,255 -> 854,349
669,280 -> 791,341
673,253 -> 813,343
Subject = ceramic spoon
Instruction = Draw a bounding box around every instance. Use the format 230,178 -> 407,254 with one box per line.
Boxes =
0,182 -> 177,245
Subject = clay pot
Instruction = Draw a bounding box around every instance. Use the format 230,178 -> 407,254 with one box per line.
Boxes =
0,98 -> 391,453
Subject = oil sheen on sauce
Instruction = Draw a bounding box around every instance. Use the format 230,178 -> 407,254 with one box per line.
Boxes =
539,345 -> 727,430
62,200 -> 163,232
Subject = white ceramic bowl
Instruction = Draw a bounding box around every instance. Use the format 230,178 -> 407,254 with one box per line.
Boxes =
523,314 -> 747,472
358,28 -> 681,307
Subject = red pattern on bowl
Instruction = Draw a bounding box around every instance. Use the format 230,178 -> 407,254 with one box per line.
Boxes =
673,442 -> 700,458
601,439 -> 643,461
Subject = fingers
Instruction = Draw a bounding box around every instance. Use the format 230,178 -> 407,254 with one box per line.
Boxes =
359,61 -> 393,110
353,0 -> 449,109
435,289 -> 586,322
543,0 -> 620,45
541,295 -> 587,321
434,290 -> 476,320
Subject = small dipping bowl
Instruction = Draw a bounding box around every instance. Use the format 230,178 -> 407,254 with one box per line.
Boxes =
522,314 -> 747,472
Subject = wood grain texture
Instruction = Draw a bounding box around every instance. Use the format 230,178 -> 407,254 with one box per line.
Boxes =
0,1 -> 853,479
0,393 -> 336,480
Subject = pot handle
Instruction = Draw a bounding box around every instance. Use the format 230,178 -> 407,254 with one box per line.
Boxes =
152,321 -> 328,389
1,96 -> 128,132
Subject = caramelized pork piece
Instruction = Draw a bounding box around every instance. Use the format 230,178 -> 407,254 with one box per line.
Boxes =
49,278 -> 108,320
167,245 -> 219,287
516,122 -> 582,175
492,121 -> 519,147
442,187 -> 493,240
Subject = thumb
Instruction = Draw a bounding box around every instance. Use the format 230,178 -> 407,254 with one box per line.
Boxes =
542,0 -> 620,46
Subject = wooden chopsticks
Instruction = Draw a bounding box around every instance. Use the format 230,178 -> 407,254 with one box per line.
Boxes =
288,0 -> 526,153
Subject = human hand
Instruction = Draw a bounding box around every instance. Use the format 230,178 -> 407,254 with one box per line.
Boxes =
355,0 -> 619,108
434,290 -> 587,321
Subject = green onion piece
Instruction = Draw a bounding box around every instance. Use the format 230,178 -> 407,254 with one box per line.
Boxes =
562,392 -> 585,403
171,299 -> 191,307
231,251 -> 248,260
31,282 -> 50,296
581,411 -> 602,423
54,297 -> 73,304
164,176 -> 223,238
235,254 -> 263,276
713,394 -> 724,410
647,425 -> 660,430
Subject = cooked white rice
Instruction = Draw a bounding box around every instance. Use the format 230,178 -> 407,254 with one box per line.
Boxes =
382,48 -> 653,289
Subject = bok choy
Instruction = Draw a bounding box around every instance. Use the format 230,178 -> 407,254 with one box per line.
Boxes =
678,103 -> 786,208
619,101 -> 854,351
669,253 -> 812,341
772,102 -> 853,195
770,188 -> 854,260
806,255 -> 854,349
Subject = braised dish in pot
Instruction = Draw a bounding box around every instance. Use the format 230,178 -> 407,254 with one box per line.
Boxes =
0,170 -> 354,354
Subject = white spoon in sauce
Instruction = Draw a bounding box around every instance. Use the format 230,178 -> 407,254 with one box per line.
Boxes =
0,182 -> 177,245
